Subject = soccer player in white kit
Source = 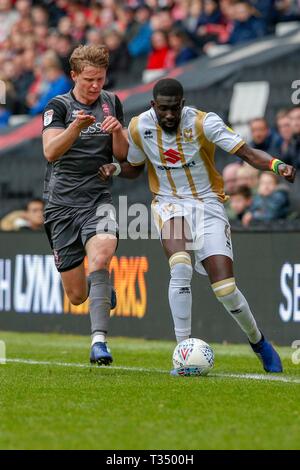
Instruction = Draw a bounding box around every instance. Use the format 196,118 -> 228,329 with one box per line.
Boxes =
99,79 -> 296,374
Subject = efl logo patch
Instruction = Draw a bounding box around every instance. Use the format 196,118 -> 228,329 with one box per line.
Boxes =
44,109 -> 54,126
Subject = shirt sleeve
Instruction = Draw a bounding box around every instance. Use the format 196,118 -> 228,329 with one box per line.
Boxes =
203,112 -> 245,154
42,99 -> 67,132
114,94 -> 125,128
127,117 -> 147,166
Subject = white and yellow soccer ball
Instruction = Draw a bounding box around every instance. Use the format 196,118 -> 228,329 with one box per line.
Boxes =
172,338 -> 214,376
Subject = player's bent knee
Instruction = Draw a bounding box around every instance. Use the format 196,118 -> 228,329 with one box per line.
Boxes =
89,253 -> 111,271
66,289 -> 88,305
211,277 -> 237,301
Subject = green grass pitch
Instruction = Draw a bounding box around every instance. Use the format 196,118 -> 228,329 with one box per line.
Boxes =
0,331 -> 299,450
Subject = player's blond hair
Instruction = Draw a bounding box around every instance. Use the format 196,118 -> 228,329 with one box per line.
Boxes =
69,45 -> 109,73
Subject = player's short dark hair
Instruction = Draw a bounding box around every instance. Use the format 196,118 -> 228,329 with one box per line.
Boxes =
153,79 -> 184,100
231,186 -> 252,199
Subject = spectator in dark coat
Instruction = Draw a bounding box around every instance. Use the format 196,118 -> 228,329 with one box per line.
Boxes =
104,29 -> 130,89
283,107 -> 300,169
228,1 -> 266,45
281,106 -> 300,212
243,172 -> 290,225
168,29 -> 199,66
249,117 -> 282,156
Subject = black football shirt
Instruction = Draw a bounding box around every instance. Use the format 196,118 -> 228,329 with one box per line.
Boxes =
42,89 -> 124,208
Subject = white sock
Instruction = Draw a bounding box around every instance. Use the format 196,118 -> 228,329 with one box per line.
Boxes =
168,252 -> 193,343
91,333 -> 106,346
217,287 -> 262,344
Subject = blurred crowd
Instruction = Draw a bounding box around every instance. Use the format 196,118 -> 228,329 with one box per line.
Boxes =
1,106 -> 300,231
0,198 -> 45,231
223,106 -> 300,226
1,0 -> 300,124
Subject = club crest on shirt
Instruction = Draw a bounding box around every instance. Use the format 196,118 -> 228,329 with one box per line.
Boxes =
183,128 -> 193,142
102,103 -> 110,116
44,109 -> 54,126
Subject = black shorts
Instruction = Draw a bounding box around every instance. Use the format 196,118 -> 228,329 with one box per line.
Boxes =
44,200 -> 118,272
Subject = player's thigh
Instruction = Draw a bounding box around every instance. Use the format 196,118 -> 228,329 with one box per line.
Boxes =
202,255 -> 234,284
61,262 -> 88,305
161,217 -> 192,259
85,233 -> 118,272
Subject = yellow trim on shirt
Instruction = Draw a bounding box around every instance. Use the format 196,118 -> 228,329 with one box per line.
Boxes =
147,159 -> 160,194
176,128 -> 199,199
156,124 -> 177,197
230,140 -> 246,155
129,116 -> 148,163
196,111 -> 227,203
130,160 -> 146,166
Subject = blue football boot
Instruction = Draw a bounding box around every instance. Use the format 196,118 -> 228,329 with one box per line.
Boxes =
90,342 -> 113,366
249,334 -> 283,373
111,287 -> 117,309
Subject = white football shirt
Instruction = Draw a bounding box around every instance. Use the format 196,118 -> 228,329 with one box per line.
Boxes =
127,106 -> 245,201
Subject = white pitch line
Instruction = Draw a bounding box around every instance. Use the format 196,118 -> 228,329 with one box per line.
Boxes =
5,358 -> 300,384
212,372 -> 300,384
6,358 -> 167,374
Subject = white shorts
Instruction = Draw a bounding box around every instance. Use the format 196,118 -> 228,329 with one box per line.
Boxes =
151,196 -> 233,276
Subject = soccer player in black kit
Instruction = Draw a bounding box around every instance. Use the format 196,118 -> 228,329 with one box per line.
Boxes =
42,45 -> 128,365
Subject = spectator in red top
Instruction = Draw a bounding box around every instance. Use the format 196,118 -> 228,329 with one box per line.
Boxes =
146,30 -> 171,70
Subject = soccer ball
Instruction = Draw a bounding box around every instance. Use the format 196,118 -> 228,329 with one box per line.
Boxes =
172,338 -> 214,376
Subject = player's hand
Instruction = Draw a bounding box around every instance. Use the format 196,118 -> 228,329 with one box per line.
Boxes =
98,164 -> 117,181
101,116 -> 122,134
72,110 -> 96,130
278,163 -> 296,183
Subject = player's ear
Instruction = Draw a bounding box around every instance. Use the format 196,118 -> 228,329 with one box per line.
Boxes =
150,100 -> 155,108
70,70 -> 77,82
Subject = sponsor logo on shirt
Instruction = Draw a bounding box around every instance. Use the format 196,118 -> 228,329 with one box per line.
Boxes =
158,160 -> 196,171
163,149 -> 181,164
80,122 -> 109,137
144,129 -> 153,139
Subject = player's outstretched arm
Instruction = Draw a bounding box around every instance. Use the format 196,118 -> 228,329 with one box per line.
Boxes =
98,161 -> 145,181
235,143 -> 296,183
43,111 -> 96,162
